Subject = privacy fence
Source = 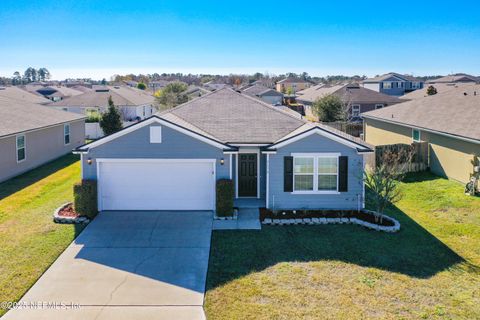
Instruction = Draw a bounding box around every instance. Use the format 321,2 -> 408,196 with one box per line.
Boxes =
367,142 -> 429,173
321,122 -> 363,137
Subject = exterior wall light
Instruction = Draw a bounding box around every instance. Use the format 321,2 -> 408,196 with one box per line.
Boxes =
220,158 -> 225,165
87,158 -> 93,165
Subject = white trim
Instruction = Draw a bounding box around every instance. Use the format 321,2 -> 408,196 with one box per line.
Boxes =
235,154 -> 238,198
291,153 -> 340,194
270,128 -> 371,152
231,143 -> 270,147
266,153 -> 270,209
16,134 -> 26,163
81,117 -> 231,152
64,123 -> 71,145
80,153 -> 84,179
261,151 -> 277,154
149,126 -> 162,143
362,156 -> 366,209
236,148 -> 260,198
363,115 -> 480,145
96,158 -> 217,212
351,104 -> 361,117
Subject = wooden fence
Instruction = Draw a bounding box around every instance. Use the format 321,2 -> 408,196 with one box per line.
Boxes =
370,142 -> 429,173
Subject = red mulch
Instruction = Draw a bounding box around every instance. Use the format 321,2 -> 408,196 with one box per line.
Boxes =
57,203 -> 79,218
259,208 -> 394,227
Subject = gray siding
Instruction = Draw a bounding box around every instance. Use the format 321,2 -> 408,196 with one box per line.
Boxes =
82,123 -> 230,181
0,120 -> 85,182
268,133 -> 364,210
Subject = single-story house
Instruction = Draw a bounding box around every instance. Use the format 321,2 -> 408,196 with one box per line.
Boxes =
296,83 -> 404,121
242,84 -> 284,105
48,85 -> 155,121
362,73 -> 424,96
74,88 -> 372,212
362,84 -> 480,184
0,96 -> 85,183
426,73 -> 479,84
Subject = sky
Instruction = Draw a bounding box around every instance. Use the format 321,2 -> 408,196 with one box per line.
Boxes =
1,0 -> 479,80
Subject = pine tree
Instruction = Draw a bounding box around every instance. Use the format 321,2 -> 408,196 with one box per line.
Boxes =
99,96 -> 123,135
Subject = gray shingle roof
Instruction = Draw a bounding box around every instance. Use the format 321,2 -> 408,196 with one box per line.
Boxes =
426,74 -> 479,84
158,88 -> 305,143
0,96 -> 85,138
0,86 -> 50,104
362,84 -> 480,142
243,84 -> 283,97
363,72 -> 422,83
401,82 -> 472,100
48,86 -> 154,107
297,83 -> 403,104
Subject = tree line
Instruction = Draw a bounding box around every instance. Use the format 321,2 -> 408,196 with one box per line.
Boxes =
10,67 -> 51,85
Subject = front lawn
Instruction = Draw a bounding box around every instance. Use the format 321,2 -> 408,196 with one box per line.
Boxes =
0,155 -> 84,317
205,172 -> 480,319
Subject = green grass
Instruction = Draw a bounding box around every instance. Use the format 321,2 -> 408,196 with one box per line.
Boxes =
0,155 -> 84,317
205,172 -> 480,320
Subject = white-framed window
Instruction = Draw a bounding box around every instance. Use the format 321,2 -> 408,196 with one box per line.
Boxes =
150,126 -> 162,143
411,82 -> 419,89
383,82 -> 392,89
351,104 -> 361,117
293,154 -> 339,193
64,124 -> 70,145
412,129 -> 421,142
396,82 -> 403,88
16,135 -> 26,162
375,104 -> 384,109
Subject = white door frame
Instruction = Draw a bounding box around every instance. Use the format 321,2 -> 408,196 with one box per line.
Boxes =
235,148 -> 260,199
96,158 -> 216,211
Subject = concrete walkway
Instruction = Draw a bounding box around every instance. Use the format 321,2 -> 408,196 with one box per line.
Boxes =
213,208 -> 261,230
4,211 -> 213,320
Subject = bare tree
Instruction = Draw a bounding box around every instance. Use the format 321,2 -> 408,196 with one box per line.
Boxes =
364,148 -> 414,223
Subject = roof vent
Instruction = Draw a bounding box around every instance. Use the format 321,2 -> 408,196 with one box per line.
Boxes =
114,86 -> 120,89
464,92 -> 468,96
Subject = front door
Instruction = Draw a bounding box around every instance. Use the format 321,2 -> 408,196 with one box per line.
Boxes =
238,153 -> 257,197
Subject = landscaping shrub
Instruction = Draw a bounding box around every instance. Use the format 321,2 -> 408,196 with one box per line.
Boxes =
85,110 -> 102,123
216,179 -> 234,217
73,180 -> 98,218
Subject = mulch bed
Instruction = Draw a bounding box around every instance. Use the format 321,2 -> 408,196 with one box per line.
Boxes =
57,203 -> 79,218
260,208 -> 395,227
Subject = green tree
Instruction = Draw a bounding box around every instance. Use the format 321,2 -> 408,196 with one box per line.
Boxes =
426,85 -> 437,95
137,82 -> 147,90
99,96 -> 123,135
312,94 -> 345,122
155,82 -> 189,111
101,78 -> 107,85
286,87 -> 294,95
37,68 -> 50,81
12,71 -> 21,85
23,67 -> 37,83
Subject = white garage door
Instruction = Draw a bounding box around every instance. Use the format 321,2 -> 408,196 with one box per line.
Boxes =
98,159 -> 215,211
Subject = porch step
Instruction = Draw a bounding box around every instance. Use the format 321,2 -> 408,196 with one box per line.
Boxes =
213,208 -> 261,230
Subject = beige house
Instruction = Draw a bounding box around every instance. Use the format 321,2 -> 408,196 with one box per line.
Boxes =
362,84 -> 480,183
276,77 -> 312,93
0,96 -> 85,182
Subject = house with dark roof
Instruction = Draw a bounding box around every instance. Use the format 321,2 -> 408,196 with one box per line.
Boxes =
362,72 -> 424,96
296,83 -> 404,120
74,88 -> 372,212
0,96 -> 85,182
276,77 -> 312,94
426,73 -> 479,84
362,84 -> 480,184
242,84 -> 284,105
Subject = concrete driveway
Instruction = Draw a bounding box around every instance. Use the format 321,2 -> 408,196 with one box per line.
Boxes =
4,211 -> 213,320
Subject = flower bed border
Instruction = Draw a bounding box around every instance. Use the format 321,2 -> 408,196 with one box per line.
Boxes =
261,209 -> 400,233
53,202 -> 90,225
214,208 -> 239,220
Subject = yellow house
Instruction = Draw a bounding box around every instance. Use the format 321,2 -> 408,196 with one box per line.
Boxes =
276,77 -> 312,94
362,85 -> 480,184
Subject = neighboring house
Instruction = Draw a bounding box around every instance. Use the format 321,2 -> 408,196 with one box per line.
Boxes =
23,85 -> 85,102
297,83 -> 403,120
148,80 -> 171,92
427,73 -> 479,84
0,86 -> 50,104
74,88 -> 372,212
252,78 -> 276,89
48,86 -> 155,121
362,84 -> 480,184
362,73 -> 424,96
185,85 -> 211,99
203,80 -> 229,91
0,96 -> 85,183
401,82 -> 472,100
276,77 -> 312,93
242,84 -> 284,105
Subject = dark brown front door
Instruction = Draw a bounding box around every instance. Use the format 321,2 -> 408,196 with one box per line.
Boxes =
238,153 -> 257,197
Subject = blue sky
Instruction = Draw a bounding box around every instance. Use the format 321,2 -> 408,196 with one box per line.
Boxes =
1,0 -> 479,80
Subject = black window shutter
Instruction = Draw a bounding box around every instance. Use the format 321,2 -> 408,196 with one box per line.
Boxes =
338,156 -> 348,192
284,156 -> 293,192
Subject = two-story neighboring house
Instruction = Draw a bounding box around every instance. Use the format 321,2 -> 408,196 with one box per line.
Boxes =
362,73 -> 424,96
276,77 -> 312,94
